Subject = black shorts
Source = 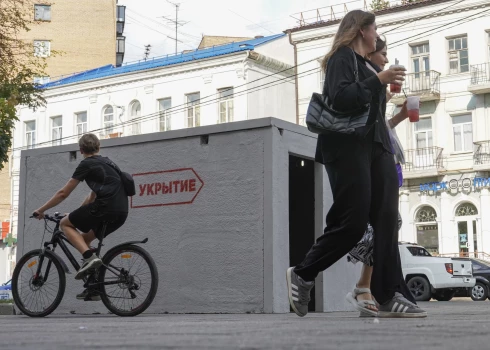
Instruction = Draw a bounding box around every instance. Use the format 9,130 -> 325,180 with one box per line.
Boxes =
68,205 -> 128,240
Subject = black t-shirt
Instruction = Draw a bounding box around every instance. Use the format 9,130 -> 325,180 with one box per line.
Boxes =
72,155 -> 128,214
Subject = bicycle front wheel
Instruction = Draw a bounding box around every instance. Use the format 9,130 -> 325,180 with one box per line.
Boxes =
12,249 -> 66,317
99,244 -> 158,316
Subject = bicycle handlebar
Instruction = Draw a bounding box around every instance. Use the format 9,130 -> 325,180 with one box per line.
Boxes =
30,212 -> 66,223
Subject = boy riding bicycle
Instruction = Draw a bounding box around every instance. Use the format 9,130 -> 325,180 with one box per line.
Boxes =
34,133 -> 129,300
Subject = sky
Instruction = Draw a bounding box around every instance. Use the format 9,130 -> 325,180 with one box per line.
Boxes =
118,0 -> 367,62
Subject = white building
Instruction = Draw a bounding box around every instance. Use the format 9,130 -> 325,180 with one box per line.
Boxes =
288,0 -> 490,259
8,34 -> 295,277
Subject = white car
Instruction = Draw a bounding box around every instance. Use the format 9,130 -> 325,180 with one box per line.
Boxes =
399,242 -> 476,301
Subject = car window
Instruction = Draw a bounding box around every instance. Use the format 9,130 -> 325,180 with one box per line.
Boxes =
475,259 -> 490,268
406,247 -> 432,256
473,264 -> 482,271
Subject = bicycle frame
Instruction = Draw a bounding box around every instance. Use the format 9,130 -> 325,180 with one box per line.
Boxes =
34,214 -> 146,293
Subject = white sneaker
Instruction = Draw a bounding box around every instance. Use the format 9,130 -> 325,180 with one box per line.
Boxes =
75,257 -> 102,280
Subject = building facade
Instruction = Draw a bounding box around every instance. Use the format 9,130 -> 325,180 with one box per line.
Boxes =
288,0 -> 490,259
19,0 -> 125,80
8,34 -> 295,278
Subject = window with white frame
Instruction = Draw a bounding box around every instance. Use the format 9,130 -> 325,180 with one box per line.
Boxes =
34,40 -> 50,57
448,36 -> 468,74
318,58 -> 325,91
186,93 -> 200,128
75,112 -> 87,137
414,117 -> 433,149
218,88 -> 234,123
487,31 -> 490,61
34,4 -> 51,21
158,98 -> 171,132
410,43 -> 430,78
130,101 -> 141,135
103,106 -> 114,135
25,121 -> 36,149
51,116 -> 62,146
452,114 -> 473,152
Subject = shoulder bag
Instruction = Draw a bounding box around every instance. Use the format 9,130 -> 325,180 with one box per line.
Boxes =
305,48 -> 371,134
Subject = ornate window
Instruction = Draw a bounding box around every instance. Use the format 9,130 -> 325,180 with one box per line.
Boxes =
416,206 -> 437,222
455,203 -> 478,216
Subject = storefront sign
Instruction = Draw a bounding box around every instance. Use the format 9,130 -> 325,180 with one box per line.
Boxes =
131,168 -> 204,208
420,177 -> 490,194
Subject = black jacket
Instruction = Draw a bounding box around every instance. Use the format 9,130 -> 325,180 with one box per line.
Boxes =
315,46 -> 393,164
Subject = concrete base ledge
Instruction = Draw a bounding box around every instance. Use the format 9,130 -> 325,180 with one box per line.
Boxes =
0,304 -> 15,315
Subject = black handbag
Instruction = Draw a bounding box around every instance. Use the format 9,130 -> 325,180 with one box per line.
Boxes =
306,48 -> 370,134
96,157 -> 136,197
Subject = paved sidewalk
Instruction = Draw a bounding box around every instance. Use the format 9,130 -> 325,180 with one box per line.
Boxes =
0,300 -> 488,349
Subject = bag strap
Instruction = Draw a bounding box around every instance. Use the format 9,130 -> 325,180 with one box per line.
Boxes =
94,156 -> 122,175
350,48 -> 359,83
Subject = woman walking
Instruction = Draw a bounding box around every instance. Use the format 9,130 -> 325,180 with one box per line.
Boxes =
286,10 -> 427,318
345,37 -> 420,317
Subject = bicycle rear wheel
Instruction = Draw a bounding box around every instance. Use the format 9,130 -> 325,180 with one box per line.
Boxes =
12,249 -> 66,317
99,245 -> 158,316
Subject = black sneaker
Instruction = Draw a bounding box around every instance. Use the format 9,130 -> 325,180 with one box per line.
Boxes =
76,289 -> 101,301
75,257 -> 103,280
286,267 -> 314,317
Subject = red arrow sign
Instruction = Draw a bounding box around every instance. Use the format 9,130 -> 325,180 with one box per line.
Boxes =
130,168 -> 204,209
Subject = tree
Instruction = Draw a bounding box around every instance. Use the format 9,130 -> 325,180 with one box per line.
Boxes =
0,0 -> 48,170
370,0 -> 391,12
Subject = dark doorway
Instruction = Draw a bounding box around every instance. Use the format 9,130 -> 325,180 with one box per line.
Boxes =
289,155 -> 316,311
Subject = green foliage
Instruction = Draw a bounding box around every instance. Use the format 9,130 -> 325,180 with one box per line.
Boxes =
0,0 -> 47,170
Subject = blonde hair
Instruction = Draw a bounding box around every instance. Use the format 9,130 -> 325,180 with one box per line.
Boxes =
321,10 -> 376,71
79,133 -> 100,154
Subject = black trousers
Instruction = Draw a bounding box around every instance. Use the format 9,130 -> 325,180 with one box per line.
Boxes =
295,129 -> 404,304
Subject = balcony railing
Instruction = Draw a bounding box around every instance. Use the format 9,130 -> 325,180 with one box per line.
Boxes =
402,146 -> 444,175
470,63 -> 490,86
391,70 -> 440,104
473,140 -> 490,169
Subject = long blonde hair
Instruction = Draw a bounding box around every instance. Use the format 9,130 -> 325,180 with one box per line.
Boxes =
321,10 -> 376,71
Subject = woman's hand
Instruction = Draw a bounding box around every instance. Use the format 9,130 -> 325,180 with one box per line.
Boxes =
378,66 -> 406,85
399,100 -> 408,121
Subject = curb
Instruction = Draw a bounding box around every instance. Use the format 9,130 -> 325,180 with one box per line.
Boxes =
0,304 -> 15,315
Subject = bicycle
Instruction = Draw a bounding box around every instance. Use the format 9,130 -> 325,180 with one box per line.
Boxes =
11,212 -> 159,317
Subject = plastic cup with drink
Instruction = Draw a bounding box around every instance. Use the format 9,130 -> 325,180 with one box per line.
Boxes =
407,96 -> 420,122
389,63 -> 405,94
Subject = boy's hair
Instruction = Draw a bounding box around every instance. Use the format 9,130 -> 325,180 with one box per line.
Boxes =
79,133 -> 100,154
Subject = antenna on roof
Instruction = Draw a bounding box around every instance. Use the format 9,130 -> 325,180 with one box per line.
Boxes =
161,1 -> 188,55
144,44 -> 152,61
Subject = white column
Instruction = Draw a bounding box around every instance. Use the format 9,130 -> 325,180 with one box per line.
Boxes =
399,190 -> 411,242
439,191 -> 453,255
480,188 -> 490,255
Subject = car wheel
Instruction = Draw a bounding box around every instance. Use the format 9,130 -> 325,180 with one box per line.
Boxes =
432,290 -> 455,301
407,276 -> 431,301
471,282 -> 488,301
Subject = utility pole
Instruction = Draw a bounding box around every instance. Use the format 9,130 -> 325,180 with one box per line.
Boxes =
161,1 -> 187,55
143,44 -> 152,61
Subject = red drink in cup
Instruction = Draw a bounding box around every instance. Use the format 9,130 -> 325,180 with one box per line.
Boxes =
408,109 -> 419,122
389,64 -> 405,94
407,96 -> 420,123
390,83 -> 401,94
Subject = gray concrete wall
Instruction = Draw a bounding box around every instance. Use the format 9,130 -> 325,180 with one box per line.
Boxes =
17,118 -> 358,314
